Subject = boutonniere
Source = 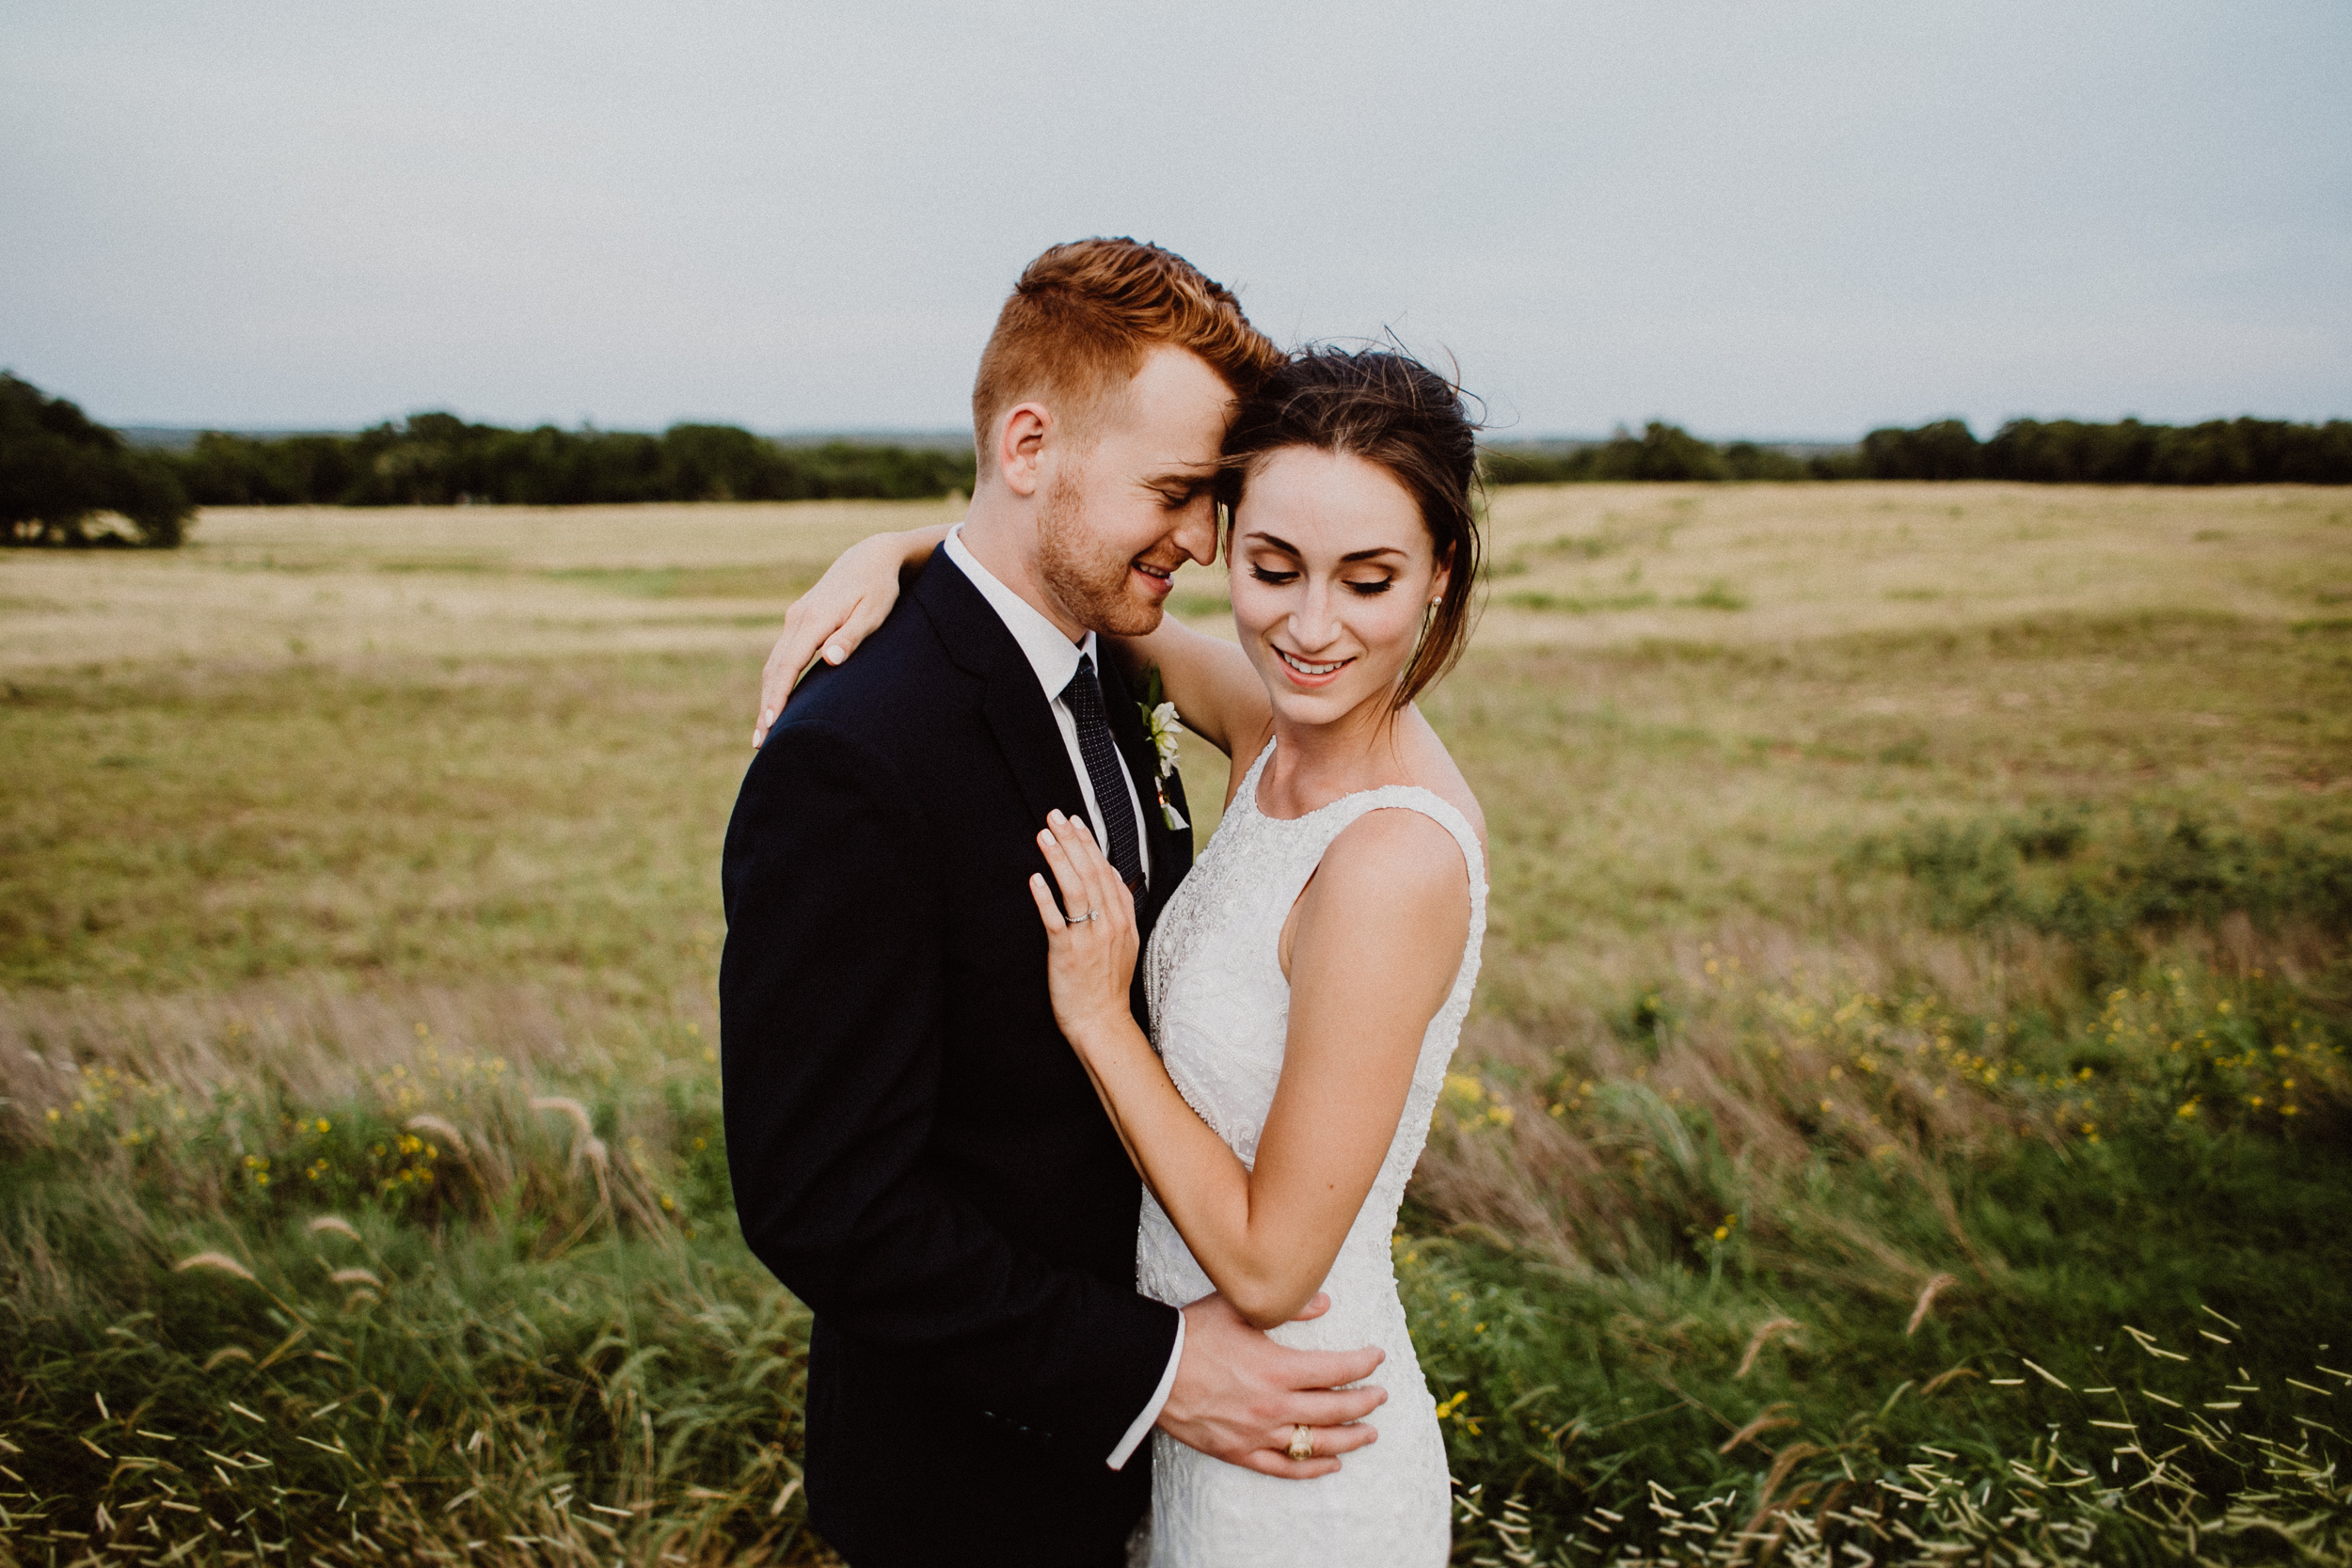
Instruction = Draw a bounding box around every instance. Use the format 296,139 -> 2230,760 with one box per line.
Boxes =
1138,665 -> 1188,832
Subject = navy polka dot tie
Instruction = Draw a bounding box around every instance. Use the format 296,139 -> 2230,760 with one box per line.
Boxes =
1061,654 -> 1145,893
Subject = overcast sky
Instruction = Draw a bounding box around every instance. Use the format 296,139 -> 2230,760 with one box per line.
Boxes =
4,1 -> 2346,439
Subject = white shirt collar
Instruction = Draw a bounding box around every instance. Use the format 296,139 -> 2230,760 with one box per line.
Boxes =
944,523 -> 1096,701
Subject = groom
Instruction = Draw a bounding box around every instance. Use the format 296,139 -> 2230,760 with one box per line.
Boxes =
721,240 -> 1389,1568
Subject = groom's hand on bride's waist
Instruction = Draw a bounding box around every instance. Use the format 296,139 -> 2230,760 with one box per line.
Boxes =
1156,1291 -> 1387,1480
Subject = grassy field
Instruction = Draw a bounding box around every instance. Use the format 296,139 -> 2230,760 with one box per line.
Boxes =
3,484 -> 2349,1564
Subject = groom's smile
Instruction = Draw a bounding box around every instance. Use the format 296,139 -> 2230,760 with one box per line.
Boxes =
1027,343 -> 1232,639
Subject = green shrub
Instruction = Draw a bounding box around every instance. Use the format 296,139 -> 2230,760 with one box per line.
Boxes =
0,372 -> 193,547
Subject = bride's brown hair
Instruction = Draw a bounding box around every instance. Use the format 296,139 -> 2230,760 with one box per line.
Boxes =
1218,347 -> 1485,709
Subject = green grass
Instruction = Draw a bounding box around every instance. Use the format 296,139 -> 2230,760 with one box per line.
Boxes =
0,985 -> 813,1565
4,490 -> 2350,1563
1405,956 -> 2352,1562
0,656 -> 738,992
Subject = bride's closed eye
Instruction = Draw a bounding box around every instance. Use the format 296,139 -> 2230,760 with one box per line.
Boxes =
1245,562 -> 1397,596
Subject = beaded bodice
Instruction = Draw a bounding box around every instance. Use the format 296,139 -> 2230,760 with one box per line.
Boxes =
1133,738 -> 1484,1566
1136,737 -> 1486,1342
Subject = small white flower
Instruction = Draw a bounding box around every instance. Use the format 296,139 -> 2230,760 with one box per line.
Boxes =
1139,700 -> 1187,830
1143,701 -> 1184,779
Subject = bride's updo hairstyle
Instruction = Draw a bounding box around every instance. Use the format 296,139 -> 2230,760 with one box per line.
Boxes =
1218,347 -> 1484,709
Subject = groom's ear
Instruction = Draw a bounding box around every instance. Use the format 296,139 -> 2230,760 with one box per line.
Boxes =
997,403 -> 1052,499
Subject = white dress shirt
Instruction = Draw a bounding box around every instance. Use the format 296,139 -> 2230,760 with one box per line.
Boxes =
940,526 -> 1182,1471
943,526 -> 1151,883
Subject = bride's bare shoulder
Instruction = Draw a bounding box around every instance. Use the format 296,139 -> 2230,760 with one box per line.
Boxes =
1398,705 -> 1485,850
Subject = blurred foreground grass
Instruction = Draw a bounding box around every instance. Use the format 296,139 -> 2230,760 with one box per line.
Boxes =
3,486 -> 2349,1564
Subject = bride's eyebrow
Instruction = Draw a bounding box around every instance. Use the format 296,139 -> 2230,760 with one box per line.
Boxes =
1239,533 -> 1406,565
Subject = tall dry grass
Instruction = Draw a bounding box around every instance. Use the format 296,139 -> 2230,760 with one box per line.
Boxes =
1401,911 -> 2350,1562
0,984 -> 828,1565
5,488 -> 2349,1562
1417,920 -> 2350,1288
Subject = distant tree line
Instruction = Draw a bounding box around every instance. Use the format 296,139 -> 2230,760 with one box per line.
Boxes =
1,372 -> 194,546
4,376 -> 982,547
1483,423 -> 1816,483
1483,416 -> 2352,485
1832,416 -> 2352,484
172,413 -> 977,508
10,368 -> 2350,552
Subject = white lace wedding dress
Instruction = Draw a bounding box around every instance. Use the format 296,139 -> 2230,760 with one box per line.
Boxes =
1135,739 -> 1486,1567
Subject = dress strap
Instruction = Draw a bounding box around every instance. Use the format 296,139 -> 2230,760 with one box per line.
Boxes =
1225,737 -> 1277,822
1234,736 -> 1486,898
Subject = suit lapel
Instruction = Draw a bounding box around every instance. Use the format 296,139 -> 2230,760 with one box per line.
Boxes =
1097,652 -> 1192,930
915,549 -> 1091,834
915,546 -> 1193,939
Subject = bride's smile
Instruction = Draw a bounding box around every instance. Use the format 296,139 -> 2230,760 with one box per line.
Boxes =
1230,446 -> 1451,727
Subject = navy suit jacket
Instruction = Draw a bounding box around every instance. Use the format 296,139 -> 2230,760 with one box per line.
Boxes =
721,547 -> 1194,1567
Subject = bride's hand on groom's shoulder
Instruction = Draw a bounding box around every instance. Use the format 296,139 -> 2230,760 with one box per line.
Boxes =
752,527 -> 932,748
1028,813 -> 1140,1052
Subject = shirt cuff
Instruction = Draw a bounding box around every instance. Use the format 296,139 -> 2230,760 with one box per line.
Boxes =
1105,1311 -> 1184,1470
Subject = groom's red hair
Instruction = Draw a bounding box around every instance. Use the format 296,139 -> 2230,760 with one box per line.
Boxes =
972,238 -> 1280,477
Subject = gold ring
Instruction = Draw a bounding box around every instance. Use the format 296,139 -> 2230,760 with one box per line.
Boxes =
1287,1424 -> 1313,1463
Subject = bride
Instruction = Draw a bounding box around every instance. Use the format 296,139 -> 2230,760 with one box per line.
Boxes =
771,347 -> 1486,1566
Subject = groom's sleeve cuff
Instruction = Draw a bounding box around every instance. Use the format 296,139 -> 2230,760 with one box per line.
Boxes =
1105,1312 -> 1184,1470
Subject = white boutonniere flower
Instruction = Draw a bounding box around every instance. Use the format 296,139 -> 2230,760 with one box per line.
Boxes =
1145,700 -> 1183,779
1137,670 -> 1188,832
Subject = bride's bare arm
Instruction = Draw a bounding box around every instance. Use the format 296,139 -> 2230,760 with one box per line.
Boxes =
752,522 -> 950,747
1105,616 -> 1269,763
751,514 -> 1275,764
1029,809 -> 1470,1332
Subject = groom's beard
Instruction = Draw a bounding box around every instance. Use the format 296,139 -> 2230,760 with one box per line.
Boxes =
1038,467 -> 1158,637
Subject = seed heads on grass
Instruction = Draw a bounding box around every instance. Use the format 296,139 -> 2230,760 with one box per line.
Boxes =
1719,1404 -> 1799,1454
2021,1358 -> 2072,1390
1738,1318 -> 1802,1378
405,1112 -> 469,1154
1906,1273 -> 1957,1336
531,1095 -> 608,1171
